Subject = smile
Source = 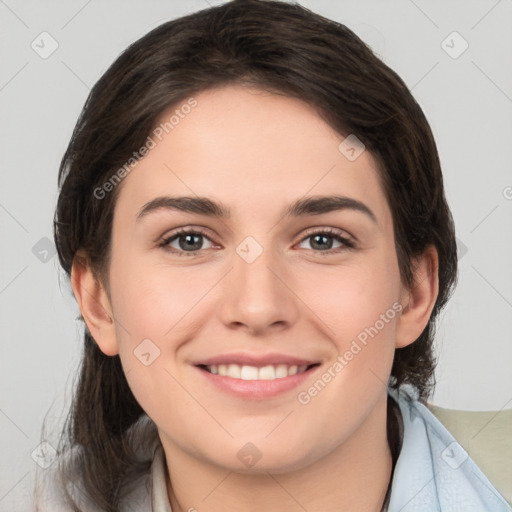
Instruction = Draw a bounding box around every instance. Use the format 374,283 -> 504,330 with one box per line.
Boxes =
195,357 -> 321,400
203,363 -> 312,380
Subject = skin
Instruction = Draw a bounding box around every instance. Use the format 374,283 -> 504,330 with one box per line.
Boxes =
72,85 -> 438,512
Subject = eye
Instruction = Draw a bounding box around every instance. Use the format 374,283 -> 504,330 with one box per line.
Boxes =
158,228 -> 216,256
158,227 -> 355,257
296,228 -> 354,254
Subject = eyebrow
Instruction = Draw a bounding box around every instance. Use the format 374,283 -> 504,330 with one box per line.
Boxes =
136,194 -> 377,223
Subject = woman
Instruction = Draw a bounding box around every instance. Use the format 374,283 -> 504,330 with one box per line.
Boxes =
35,0 -> 510,511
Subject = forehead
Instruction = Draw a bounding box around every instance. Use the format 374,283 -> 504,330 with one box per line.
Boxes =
114,85 -> 390,226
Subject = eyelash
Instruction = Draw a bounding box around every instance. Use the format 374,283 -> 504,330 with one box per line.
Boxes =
158,227 -> 355,258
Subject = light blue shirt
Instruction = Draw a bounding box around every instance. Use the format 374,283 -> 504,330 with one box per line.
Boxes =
387,385 -> 511,511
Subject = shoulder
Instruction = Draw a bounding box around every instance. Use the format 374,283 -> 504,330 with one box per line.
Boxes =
33,445 -> 101,511
32,444 -> 155,512
387,385 -> 511,512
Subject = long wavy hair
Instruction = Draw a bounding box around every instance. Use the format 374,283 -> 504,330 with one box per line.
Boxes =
39,0 -> 457,510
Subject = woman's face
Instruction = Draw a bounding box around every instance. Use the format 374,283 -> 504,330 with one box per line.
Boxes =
105,85 -> 405,472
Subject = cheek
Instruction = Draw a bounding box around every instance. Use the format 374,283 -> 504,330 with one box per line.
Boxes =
107,258 -> 224,412
298,258 -> 400,337
296,252 -> 401,390
291,262 -> 400,434
107,266 -> 201,429
109,255 -> 217,342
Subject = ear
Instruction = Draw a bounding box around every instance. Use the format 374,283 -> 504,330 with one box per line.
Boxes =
395,245 -> 439,349
70,251 -> 119,356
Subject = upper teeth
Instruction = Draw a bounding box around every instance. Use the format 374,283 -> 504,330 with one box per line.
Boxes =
207,364 -> 308,380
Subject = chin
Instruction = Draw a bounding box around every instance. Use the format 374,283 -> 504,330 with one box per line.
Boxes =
203,439 -> 321,475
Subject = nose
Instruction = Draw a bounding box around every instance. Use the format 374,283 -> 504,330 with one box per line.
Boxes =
218,242 -> 299,336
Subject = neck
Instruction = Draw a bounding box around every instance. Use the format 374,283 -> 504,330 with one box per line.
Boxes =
162,394 -> 394,512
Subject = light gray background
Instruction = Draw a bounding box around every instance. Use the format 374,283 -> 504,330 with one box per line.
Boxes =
1,0 -> 511,509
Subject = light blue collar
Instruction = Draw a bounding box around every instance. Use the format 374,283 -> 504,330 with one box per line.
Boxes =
387,385 -> 511,511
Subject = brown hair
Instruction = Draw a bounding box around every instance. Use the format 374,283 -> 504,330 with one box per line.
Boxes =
44,0 -> 457,510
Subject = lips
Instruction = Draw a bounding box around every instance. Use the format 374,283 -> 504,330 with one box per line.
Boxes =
195,352 -> 318,368
193,352 -> 321,399
203,363 -> 312,380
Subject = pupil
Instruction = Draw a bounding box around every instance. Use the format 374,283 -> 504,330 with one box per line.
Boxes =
180,234 -> 202,251
312,234 -> 332,250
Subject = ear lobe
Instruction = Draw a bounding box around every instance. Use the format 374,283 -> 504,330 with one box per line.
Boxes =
395,245 -> 439,349
70,251 -> 119,356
